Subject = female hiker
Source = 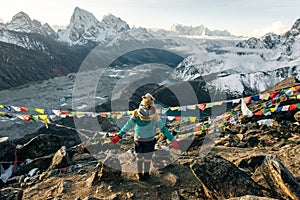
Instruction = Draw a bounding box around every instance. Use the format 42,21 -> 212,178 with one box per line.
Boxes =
111,93 -> 179,181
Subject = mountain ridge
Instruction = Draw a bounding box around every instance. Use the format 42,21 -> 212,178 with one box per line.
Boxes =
170,17 -> 300,97
171,24 -> 233,37
0,7 -> 300,99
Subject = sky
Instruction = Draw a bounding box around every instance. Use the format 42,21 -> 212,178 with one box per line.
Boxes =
0,0 -> 299,37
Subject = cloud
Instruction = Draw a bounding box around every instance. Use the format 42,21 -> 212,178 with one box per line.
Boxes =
248,21 -> 290,37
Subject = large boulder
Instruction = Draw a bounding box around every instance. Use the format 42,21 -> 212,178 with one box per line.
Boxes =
85,151 -> 122,187
252,155 -> 300,200
0,187 -> 23,200
294,111 -> 300,122
0,137 -> 16,162
14,154 -> 53,176
98,151 -> 121,183
17,134 -> 62,162
47,146 -> 69,171
190,156 -> 268,199
228,195 -> 277,200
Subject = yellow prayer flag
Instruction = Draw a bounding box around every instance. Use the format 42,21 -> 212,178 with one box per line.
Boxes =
0,112 -> 6,116
0,105 -> 3,109
36,108 -> 45,114
127,111 -> 134,115
170,106 -> 179,111
39,115 -> 50,124
213,101 -> 223,106
117,114 -> 123,119
270,107 -> 276,112
196,131 -> 202,135
280,96 -> 286,102
76,114 -> 85,118
290,87 -> 296,91
189,117 -> 197,123
74,112 -> 85,115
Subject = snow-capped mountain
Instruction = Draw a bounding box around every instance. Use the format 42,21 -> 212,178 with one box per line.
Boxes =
7,12 -> 31,32
170,18 -> 300,97
57,7 -> 129,45
0,12 -> 84,90
6,12 -> 57,38
0,11 -> 59,51
106,27 -> 157,47
171,24 -> 232,37
0,8 -> 130,47
0,6 -> 299,99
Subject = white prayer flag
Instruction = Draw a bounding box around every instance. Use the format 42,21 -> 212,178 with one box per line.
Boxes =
241,98 -> 253,117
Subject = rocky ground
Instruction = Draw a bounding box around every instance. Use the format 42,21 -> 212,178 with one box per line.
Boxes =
0,113 -> 300,200
1,78 -> 300,200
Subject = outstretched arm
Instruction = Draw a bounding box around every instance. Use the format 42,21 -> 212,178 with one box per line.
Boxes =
118,117 -> 136,138
154,115 -> 180,149
156,119 -> 175,142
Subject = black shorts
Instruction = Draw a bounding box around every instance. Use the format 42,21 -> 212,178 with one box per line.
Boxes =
134,139 -> 156,159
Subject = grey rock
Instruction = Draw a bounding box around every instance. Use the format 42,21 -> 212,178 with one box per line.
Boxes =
252,155 -> 300,199
47,146 -> 69,171
190,156 -> 267,199
227,195 -> 278,200
0,137 -> 15,162
294,111 -> 300,122
98,152 -> 121,182
0,187 -> 23,200
17,134 -> 62,162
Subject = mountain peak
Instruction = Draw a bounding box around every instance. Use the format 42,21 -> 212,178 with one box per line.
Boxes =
282,17 -> 300,39
7,11 -> 32,32
290,18 -> 300,32
73,7 -> 92,17
64,7 -> 102,43
103,13 -> 120,23
58,7 -> 130,45
11,11 -> 31,21
5,11 -> 57,38
102,13 -> 124,22
101,13 -> 130,31
69,7 -> 100,28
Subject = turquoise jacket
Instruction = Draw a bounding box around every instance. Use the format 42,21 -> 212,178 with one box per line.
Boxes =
118,114 -> 175,142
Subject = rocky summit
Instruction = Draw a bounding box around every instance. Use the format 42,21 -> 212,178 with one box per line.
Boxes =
0,79 -> 300,200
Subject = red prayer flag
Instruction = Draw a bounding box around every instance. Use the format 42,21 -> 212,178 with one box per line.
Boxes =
254,110 -> 263,116
243,97 -> 252,104
20,107 -> 28,112
289,104 -> 296,111
22,115 -> 31,121
269,91 -> 280,99
61,110 -> 68,115
174,116 -> 181,121
198,104 -> 206,111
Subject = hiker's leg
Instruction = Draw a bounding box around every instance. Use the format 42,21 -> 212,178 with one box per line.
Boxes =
134,140 -> 144,180
143,139 -> 156,179
137,155 -> 144,174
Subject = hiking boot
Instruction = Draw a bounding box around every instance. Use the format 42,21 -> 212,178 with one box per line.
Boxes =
135,173 -> 144,181
143,172 -> 150,180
